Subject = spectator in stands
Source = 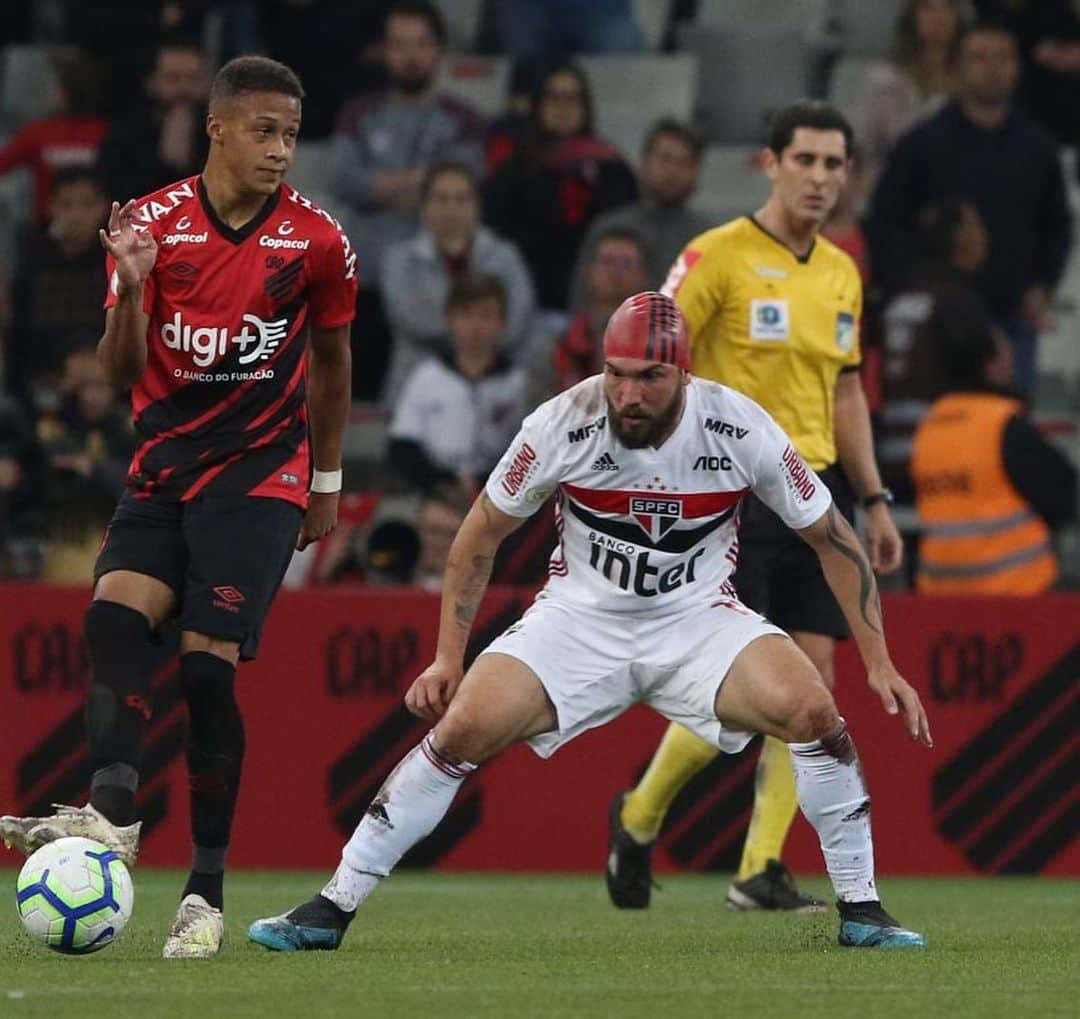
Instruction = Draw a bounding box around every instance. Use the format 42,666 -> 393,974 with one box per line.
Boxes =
96,36 -> 211,203
412,482 -> 471,590
379,160 -> 535,403
485,60 -> 638,313
977,0 -> 1080,145
569,118 -> 709,309
388,274 -> 528,497
499,0 -> 645,58
329,0 -> 486,280
485,58 -> 544,174
328,0 -> 486,398
259,0 -> 390,140
0,393 -> 42,578
7,167 -> 109,403
0,51 -> 108,224
848,0 -> 965,211
530,226 -> 647,407
36,348 -> 135,582
911,305 -> 1076,594
875,197 -> 991,503
866,21 -> 1072,399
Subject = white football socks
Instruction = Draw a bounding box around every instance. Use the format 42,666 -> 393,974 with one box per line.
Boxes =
789,724 -> 878,903
322,733 -> 476,913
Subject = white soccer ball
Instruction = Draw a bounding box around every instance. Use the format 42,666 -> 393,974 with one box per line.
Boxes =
16,837 -> 134,954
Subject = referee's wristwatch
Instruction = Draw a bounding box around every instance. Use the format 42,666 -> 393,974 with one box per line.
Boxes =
860,488 -> 894,509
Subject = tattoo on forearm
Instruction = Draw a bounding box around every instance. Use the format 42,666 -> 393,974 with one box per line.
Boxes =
824,505 -> 883,635
451,551 -> 495,636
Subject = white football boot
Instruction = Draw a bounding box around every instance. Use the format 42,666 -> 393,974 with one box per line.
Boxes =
162,894 -> 224,959
1,803 -> 141,867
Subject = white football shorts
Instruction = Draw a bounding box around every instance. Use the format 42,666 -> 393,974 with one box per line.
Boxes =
480,593 -> 787,758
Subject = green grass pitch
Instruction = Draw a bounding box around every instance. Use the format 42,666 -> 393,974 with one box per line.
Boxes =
2,871 -> 1077,1018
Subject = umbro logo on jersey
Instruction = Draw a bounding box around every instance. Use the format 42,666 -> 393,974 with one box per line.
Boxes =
590,453 -> 619,471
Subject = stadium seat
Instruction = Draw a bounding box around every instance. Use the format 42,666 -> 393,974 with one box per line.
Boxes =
438,54 -> 698,160
828,0 -> 902,57
631,0 -> 669,50
826,55 -> 877,117
691,145 -> 770,223
433,0 -> 485,52
695,0 -> 829,28
683,23 -> 813,142
579,54 -> 698,158
0,45 -> 63,125
437,56 -> 508,119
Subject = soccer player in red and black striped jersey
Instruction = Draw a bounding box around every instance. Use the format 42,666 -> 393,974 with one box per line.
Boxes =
0,56 -> 357,958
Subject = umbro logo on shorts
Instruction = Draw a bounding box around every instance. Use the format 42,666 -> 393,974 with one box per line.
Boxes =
212,585 -> 246,613
590,453 -> 619,471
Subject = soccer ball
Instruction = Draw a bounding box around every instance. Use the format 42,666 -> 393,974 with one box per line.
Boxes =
16,837 -> 134,954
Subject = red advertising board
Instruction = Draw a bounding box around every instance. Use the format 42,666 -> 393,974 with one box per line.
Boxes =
1,584 -> 1076,876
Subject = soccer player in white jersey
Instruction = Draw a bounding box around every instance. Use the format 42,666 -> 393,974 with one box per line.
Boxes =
249,292 -> 932,950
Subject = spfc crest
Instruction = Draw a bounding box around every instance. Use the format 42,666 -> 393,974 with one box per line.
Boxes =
629,496 -> 683,542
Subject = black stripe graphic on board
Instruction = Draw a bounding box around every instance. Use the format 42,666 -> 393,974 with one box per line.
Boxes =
932,645 -> 1077,808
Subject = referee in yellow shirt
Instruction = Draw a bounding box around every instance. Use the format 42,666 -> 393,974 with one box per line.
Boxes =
606,100 -> 903,911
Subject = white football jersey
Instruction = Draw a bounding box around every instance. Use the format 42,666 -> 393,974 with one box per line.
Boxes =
485,375 -> 832,616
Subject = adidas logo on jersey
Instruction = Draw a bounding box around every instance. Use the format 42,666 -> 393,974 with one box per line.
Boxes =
590,453 -> 619,471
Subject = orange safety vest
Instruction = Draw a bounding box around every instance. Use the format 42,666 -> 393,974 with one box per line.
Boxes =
911,392 -> 1057,595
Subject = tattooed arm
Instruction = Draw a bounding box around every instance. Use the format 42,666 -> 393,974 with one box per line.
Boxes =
405,491 -> 527,721
799,503 -> 933,746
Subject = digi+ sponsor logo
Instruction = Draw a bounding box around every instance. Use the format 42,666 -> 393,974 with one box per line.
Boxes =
161,311 -> 287,369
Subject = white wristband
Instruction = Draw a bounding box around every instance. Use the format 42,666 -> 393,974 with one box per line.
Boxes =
310,468 -> 342,494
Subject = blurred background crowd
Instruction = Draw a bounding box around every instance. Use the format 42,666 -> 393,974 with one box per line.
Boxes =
0,0 -> 1077,591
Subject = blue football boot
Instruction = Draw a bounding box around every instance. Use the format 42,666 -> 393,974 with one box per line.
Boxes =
838,900 -> 926,948
248,894 -> 353,951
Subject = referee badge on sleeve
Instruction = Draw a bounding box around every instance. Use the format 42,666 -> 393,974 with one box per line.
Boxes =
836,311 -> 855,353
750,299 -> 789,340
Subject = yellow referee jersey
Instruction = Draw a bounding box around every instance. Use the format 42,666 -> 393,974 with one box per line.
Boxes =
663,216 -> 862,470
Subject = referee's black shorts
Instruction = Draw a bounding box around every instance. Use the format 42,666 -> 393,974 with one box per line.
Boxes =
732,465 -> 856,640
94,492 -> 302,660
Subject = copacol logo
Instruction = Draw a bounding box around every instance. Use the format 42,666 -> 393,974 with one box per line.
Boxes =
13,627 -> 185,840
931,643 -> 1078,873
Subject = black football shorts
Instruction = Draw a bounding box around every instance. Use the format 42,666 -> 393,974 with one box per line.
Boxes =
732,465 -> 856,640
94,492 -> 302,660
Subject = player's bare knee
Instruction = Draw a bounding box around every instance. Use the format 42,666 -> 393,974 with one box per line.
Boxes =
782,686 -> 840,744
432,709 -> 493,765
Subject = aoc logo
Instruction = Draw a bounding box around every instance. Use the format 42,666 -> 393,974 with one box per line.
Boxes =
500,443 -> 538,497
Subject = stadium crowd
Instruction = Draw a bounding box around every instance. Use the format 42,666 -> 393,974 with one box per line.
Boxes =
0,0 -> 1076,589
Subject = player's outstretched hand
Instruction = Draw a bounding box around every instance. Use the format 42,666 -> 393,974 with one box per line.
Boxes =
297,491 -> 338,550
99,200 -> 157,292
867,664 -> 933,748
405,659 -> 464,722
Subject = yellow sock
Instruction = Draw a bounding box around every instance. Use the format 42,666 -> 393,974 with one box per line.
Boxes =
736,734 -> 799,880
620,724 -> 720,843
